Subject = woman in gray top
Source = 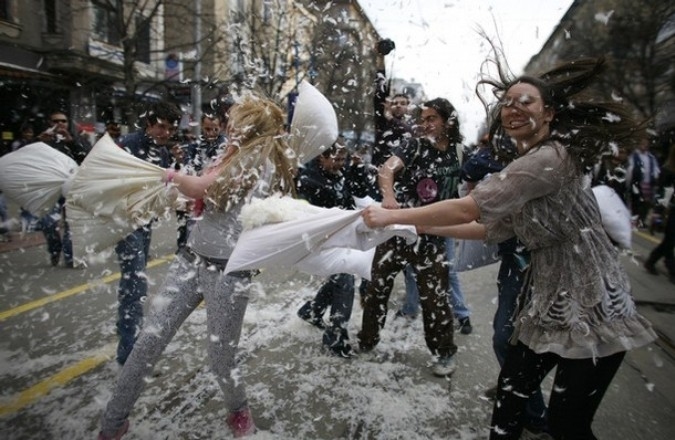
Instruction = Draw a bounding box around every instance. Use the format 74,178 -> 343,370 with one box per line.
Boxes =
361,57 -> 657,440
98,96 -> 297,440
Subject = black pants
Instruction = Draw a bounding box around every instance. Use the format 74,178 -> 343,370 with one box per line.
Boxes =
490,341 -> 625,440
646,208 -> 675,276
357,236 -> 457,357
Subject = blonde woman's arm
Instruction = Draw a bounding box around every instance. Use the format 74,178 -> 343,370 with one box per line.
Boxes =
164,144 -> 236,199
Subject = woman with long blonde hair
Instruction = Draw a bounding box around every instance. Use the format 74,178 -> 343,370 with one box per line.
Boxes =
98,95 -> 297,439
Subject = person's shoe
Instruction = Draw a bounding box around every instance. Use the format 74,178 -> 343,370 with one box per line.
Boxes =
50,254 -> 60,267
458,317 -> 473,335
644,261 -> 659,275
521,425 -> 554,440
323,326 -> 354,358
394,310 -> 417,321
226,406 -> 256,438
297,302 -> 326,330
325,341 -> 354,358
432,355 -> 456,377
65,260 -> 74,269
483,385 -> 498,401
97,420 -> 129,440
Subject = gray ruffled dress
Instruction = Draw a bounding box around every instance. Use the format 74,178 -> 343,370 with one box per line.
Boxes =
470,142 -> 656,359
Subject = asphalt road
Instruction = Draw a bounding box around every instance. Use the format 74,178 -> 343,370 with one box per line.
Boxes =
0,216 -> 674,439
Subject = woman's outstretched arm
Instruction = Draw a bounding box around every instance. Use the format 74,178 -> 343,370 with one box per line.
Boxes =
418,221 -> 486,240
363,195 -> 480,228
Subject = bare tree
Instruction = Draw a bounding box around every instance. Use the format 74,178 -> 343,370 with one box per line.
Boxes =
66,0 -> 225,125
547,0 -> 675,125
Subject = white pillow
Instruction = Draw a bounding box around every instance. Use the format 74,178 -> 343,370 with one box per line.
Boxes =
592,185 -> 632,250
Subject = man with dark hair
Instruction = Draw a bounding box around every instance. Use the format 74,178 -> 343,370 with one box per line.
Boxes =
114,100 -> 181,365
37,111 -> 92,267
372,40 -> 414,169
296,142 -> 357,357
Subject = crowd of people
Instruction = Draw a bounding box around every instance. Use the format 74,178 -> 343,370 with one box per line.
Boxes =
0,35 -> 673,440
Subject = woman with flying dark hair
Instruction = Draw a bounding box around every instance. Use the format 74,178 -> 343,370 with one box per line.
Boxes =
361,55 -> 657,439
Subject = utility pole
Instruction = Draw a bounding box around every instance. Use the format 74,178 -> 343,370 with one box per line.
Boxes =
191,0 -> 202,139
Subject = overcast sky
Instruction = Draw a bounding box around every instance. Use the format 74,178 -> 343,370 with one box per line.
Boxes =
359,0 -> 575,142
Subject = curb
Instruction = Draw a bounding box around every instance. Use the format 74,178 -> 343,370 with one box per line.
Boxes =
0,231 -> 45,253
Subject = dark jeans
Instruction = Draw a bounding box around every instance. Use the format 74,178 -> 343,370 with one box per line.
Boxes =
41,200 -> 73,265
175,210 -> 193,250
307,273 -> 355,328
646,208 -> 675,276
358,236 -> 457,357
490,341 -> 625,440
493,255 -> 547,430
114,226 -> 152,364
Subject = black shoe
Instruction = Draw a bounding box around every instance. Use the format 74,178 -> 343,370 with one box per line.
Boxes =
458,317 -> 473,335
644,261 -> 658,275
50,254 -> 60,267
323,326 -> 353,358
394,310 -> 417,320
297,302 -> 326,330
325,342 -> 354,358
483,385 -> 498,401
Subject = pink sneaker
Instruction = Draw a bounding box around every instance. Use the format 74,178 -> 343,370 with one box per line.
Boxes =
226,406 -> 256,438
97,420 -> 129,440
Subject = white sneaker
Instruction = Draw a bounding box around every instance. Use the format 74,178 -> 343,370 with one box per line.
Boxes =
432,355 -> 456,377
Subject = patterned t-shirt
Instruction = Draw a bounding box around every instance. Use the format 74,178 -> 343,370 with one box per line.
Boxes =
392,137 -> 462,208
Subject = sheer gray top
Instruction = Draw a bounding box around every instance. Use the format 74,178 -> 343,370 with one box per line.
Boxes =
471,142 -> 656,359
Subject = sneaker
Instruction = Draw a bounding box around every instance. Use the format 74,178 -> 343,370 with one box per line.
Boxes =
432,355 -> 456,377
521,426 -> 554,440
297,302 -> 326,330
483,385 -> 498,401
323,327 -> 353,358
394,310 -> 417,320
458,317 -> 473,335
325,342 -> 354,358
97,420 -> 129,440
226,406 -> 256,438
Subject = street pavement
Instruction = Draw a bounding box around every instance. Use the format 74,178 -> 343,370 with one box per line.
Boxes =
0,210 -> 674,439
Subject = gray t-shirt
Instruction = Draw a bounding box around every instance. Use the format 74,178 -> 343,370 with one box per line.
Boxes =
188,161 -> 274,261
471,142 -> 656,359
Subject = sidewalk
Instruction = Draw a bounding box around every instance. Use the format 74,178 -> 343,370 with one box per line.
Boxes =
0,231 -> 45,253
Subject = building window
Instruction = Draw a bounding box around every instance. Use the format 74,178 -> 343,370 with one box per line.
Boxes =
91,0 -> 120,45
135,14 -> 151,64
44,0 -> 58,33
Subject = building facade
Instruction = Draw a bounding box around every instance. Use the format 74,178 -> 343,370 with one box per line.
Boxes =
525,0 -> 675,158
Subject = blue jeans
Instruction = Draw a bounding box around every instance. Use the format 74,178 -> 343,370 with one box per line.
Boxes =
40,199 -> 73,264
400,237 -> 469,320
114,226 -> 152,364
494,254 -> 547,430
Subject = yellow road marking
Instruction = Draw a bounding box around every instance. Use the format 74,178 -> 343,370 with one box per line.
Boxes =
0,343 -> 116,416
0,254 -> 174,322
0,255 -> 175,416
634,230 -> 661,245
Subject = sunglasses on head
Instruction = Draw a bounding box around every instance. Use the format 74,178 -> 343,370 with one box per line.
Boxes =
52,118 -> 67,123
